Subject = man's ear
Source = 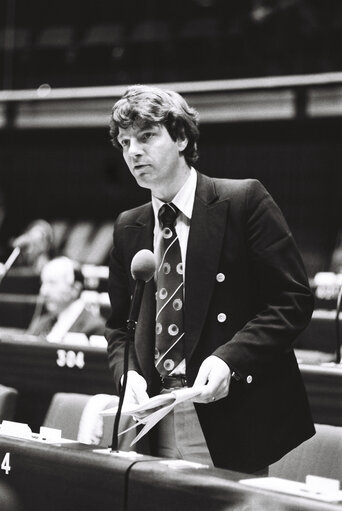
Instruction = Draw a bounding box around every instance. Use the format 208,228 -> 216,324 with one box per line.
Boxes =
177,133 -> 188,152
72,281 -> 82,299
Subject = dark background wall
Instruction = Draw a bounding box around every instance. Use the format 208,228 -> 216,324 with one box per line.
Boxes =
1,117 -> 341,276
1,0 -> 342,276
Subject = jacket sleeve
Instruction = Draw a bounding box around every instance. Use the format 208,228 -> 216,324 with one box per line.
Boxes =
213,179 -> 314,379
105,214 -> 140,394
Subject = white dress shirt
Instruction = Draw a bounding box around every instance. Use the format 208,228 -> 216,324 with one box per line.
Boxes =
151,167 -> 197,274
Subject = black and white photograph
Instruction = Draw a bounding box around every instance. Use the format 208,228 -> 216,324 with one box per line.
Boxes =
0,1 -> 341,510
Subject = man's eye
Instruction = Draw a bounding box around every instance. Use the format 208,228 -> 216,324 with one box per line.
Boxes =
141,132 -> 153,142
120,139 -> 129,148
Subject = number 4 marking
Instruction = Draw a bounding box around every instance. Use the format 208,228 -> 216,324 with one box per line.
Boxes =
1,452 -> 11,475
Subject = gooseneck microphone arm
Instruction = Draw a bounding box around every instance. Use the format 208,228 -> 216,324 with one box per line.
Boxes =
111,249 -> 156,452
110,284 -> 142,452
335,285 -> 342,364
0,246 -> 21,286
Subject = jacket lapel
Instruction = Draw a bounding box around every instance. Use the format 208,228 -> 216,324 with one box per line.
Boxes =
123,205 -> 157,387
123,205 -> 154,265
185,173 -> 230,362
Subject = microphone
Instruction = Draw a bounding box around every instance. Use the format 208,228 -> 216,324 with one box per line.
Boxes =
12,232 -> 34,249
12,222 -> 48,250
128,249 -> 156,325
111,249 -> 156,452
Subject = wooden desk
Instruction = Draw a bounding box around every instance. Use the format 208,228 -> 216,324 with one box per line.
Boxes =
0,333 -> 341,429
0,435 -> 141,511
0,335 -> 113,395
128,460 -> 342,511
0,335 -> 113,430
0,435 -> 341,511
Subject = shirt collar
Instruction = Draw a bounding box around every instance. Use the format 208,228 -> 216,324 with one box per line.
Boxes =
152,167 -> 197,223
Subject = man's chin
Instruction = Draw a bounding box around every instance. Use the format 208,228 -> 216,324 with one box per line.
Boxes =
135,175 -> 153,189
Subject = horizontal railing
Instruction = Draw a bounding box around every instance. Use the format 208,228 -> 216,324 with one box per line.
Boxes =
1,71 -> 342,128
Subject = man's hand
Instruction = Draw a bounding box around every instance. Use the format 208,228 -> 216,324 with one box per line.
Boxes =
192,355 -> 231,403
121,370 -> 149,406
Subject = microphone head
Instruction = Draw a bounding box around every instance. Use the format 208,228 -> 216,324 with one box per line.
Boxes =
131,249 -> 156,282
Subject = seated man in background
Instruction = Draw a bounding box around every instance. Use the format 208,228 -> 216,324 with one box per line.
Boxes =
28,256 -> 105,342
11,219 -> 55,273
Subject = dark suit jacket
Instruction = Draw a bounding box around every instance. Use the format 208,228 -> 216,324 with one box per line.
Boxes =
106,172 -> 315,472
29,306 -> 105,338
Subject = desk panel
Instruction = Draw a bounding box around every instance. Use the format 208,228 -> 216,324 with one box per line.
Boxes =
128,460 -> 342,511
0,337 -> 113,394
0,436 -> 139,511
0,336 -> 113,430
1,436 -> 341,511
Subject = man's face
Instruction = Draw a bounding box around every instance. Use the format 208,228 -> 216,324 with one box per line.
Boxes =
40,263 -> 76,315
117,124 -> 188,200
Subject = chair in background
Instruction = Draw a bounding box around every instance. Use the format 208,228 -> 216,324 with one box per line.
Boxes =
32,25 -> 76,86
43,392 -> 137,450
82,222 -> 113,265
0,27 -> 33,88
0,481 -> 23,511
270,424 -> 342,482
34,25 -> 75,57
0,384 -> 18,421
127,19 -> 175,82
176,16 -> 224,81
50,220 -> 70,254
62,221 -> 95,263
77,23 -> 127,85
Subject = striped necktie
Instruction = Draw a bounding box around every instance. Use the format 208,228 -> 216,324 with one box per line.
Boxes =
155,203 -> 185,377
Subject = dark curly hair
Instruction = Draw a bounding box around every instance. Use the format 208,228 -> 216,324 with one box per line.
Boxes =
109,85 -> 200,166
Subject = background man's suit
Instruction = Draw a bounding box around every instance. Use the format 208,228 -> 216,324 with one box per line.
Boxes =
106,172 -> 315,473
29,307 -> 105,338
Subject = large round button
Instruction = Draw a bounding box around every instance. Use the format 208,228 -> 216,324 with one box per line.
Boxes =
216,273 -> 225,283
246,375 -> 253,384
164,359 -> 175,372
217,313 -> 227,323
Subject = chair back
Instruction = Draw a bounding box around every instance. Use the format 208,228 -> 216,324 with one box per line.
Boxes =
270,424 -> 342,481
43,392 -> 137,450
0,384 -> 18,421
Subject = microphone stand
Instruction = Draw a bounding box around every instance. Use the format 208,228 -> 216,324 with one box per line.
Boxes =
335,285 -> 342,364
111,280 -> 145,452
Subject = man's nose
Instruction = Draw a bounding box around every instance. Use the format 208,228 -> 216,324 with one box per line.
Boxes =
128,138 -> 143,157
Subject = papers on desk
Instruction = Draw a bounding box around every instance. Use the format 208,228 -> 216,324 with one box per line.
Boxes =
0,421 -> 76,444
240,476 -> 342,503
101,385 -> 205,446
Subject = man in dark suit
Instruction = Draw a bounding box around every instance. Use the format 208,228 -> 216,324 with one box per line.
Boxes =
28,256 -> 105,341
105,85 -> 315,473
